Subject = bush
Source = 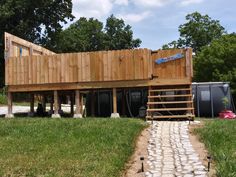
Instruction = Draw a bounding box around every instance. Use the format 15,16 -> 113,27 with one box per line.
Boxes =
0,87 -> 7,105
0,93 -> 7,105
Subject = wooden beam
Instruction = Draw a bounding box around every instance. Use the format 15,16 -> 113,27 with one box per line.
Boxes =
52,90 -> 60,118
75,90 -> 80,114
111,88 -> 119,118
74,90 -> 82,118
113,88 -> 117,113
7,78 -> 191,92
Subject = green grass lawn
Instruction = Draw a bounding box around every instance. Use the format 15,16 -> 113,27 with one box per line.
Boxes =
0,118 -> 147,177
195,119 -> 236,177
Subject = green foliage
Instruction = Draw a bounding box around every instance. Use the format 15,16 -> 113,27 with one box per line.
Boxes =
0,0 -> 74,43
194,34 -> 236,93
178,12 -> 225,52
162,40 -> 179,50
104,15 -> 141,50
0,94 -> 7,105
0,0 -> 74,87
55,17 -> 104,52
55,15 -> 141,52
0,118 -> 146,176
162,12 -> 225,53
0,87 -> 7,105
195,120 -> 236,177
222,97 -> 229,110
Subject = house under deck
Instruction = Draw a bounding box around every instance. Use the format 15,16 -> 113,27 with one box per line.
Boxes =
4,32 -> 194,120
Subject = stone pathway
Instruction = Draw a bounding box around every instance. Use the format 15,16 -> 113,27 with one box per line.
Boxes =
145,121 -> 207,177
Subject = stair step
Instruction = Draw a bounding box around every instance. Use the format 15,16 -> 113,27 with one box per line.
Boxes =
146,115 -> 195,119
147,101 -> 193,105
148,94 -> 192,98
147,108 -> 194,111
149,88 -> 191,92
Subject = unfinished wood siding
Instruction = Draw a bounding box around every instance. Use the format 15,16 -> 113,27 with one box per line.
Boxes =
4,32 -> 55,59
5,49 -> 152,85
151,48 -> 192,80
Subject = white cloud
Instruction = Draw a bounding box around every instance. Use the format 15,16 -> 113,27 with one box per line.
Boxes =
180,0 -> 204,6
132,0 -> 172,7
72,0 -> 113,19
117,11 -> 151,23
114,0 -> 129,6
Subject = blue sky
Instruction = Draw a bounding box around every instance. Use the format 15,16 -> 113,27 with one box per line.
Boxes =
71,0 -> 236,50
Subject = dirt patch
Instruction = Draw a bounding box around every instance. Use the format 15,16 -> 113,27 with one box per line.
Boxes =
123,125 -> 150,177
189,121 -> 216,177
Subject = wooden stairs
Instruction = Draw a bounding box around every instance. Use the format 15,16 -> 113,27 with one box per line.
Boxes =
146,85 -> 195,120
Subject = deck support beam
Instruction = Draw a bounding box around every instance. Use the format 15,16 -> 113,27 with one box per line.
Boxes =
52,90 -> 61,118
5,92 -> 14,118
111,88 -> 120,118
28,93 -> 34,116
74,90 -> 82,118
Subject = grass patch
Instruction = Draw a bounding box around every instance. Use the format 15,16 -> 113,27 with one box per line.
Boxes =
195,119 -> 236,177
0,118 -> 147,177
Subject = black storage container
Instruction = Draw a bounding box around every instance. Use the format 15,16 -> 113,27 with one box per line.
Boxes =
192,82 -> 235,117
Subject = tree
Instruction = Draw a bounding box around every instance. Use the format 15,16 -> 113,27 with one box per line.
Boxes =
104,15 -> 141,50
194,33 -> 236,93
162,12 -> 225,53
55,15 -> 142,52
55,17 -> 104,53
162,40 -> 180,50
179,12 -> 225,52
0,0 -> 74,87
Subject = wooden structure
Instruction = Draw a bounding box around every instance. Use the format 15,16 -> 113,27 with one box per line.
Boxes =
4,32 -> 194,119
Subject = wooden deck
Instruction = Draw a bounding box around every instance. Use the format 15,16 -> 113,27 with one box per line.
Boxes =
5,48 -> 192,91
4,32 -> 194,119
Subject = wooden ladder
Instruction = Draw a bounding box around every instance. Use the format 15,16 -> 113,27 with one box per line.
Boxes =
146,85 -> 195,120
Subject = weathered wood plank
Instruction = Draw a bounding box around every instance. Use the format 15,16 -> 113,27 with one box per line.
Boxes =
5,48 -> 192,87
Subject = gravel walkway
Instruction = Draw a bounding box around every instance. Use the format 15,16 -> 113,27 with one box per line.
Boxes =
145,121 -> 207,177
0,105 -> 72,115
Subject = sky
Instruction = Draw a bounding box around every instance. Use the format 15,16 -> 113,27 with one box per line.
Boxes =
71,0 -> 236,50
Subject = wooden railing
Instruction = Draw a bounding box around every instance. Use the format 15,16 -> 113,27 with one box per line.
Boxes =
5,48 -> 192,86
151,48 -> 193,80
5,49 -> 152,85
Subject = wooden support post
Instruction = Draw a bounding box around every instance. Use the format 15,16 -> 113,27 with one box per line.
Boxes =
52,90 -> 60,118
91,90 -> 95,117
28,93 -> 34,116
70,94 -> 74,116
5,92 -> 14,118
111,88 -> 120,118
74,90 -> 82,118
